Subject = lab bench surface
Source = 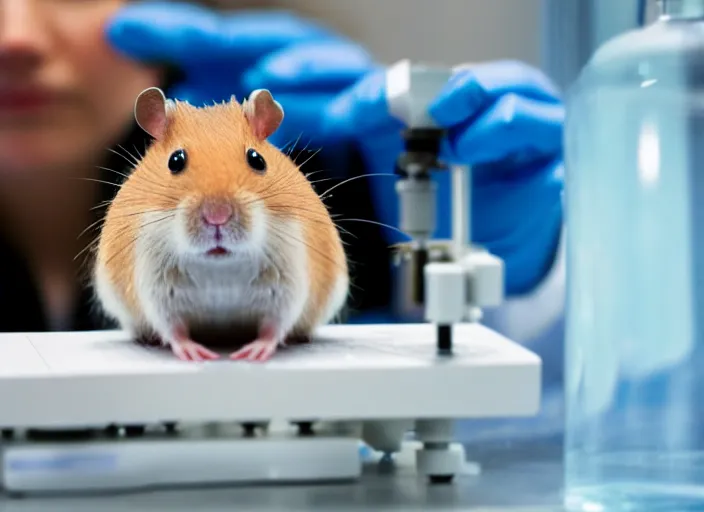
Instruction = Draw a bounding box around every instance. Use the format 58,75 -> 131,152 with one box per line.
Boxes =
0,436 -> 565,512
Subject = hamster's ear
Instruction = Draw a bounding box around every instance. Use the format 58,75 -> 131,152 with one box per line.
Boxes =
134,87 -> 174,140
243,89 -> 284,141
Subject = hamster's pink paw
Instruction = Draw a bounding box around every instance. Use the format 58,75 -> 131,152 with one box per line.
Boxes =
230,323 -> 282,362
171,339 -> 220,361
169,327 -> 220,362
229,338 -> 278,362
164,324 -> 220,362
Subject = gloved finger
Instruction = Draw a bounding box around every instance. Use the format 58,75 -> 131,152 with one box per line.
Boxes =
445,93 -> 565,166
319,69 -> 404,141
429,60 -> 562,128
105,1 -> 336,67
243,40 -> 379,94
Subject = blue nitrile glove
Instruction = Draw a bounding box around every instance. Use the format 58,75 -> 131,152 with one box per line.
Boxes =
105,1 -> 379,148
320,61 -> 565,297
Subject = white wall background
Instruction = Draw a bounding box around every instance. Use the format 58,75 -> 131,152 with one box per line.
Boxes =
224,0 -> 543,68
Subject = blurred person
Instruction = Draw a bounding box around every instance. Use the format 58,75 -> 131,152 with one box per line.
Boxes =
0,0 -> 565,439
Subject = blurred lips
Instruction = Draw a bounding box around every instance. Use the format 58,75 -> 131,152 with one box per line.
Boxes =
0,86 -> 61,113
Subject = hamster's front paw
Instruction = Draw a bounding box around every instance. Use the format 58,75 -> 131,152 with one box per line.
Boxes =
230,322 -> 283,362
168,324 -> 220,362
172,338 -> 221,362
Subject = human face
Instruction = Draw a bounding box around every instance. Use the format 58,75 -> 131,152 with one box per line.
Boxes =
0,0 -> 161,176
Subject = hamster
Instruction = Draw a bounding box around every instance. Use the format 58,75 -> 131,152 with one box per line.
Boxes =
93,87 -> 349,362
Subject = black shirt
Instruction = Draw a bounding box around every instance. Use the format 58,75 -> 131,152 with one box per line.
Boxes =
0,121 -> 392,333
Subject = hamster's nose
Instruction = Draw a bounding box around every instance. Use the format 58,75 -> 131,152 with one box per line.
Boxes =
201,200 -> 234,226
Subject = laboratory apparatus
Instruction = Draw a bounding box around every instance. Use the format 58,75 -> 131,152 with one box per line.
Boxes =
0,60 -> 540,496
387,60 -> 505,353
564,0 -> 704,510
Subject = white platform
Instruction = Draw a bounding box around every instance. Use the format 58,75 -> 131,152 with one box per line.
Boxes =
0,323 -> 541,494
2,429 -> 363,493
0,323 -> 540,428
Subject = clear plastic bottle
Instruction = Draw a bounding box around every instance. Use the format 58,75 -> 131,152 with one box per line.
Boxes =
564,1 -> 704,510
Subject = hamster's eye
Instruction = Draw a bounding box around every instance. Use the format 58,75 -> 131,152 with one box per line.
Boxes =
168,149 -> 187,174
246,148 -> 267,174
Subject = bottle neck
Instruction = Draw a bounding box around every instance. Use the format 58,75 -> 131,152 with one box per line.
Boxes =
659,0 -> 704,19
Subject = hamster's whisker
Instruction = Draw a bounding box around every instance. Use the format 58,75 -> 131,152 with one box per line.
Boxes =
68,177 -> 123,189
242,189 -> 306,206
296,138 -> 313,156
318,173 -> 399,202
77,216 -> 107,240
264,210 -> 355,247
260,205 -> 393,244
296,214 -> 357,240
303,169 -> 328,181
295,148 -> 322,169
335,218 -> 412,241
265,222 -> 344,268
286,136 -> 311,164
116,144 -> 143,167
132,169 -> 188,200
98,166 -> 175,200
132,144 -> 145,161
105,150 -> 181,201
78,206 -> 183,261
257,172 -> 293,196
271,166 -> 304,188
265,222 -> 348,276
109,207 -> 188,221
255,200 -> 333,219
239,175 -> 301,205
331,224 -> 356,240
142,168 -> 190,196
127,172 -> 189,203
280,133 -> 302,156
106,147 -> 138,169
249,172 -> 327,201
86,174 -> 182,205
91,197 -> 173,215
101,214 -> 176,269
264,206 -> 345,226
138,213 -> 176,229
307,176 -> 342,186
100,237 -> 134,269
74,235 -> 102,262
90,199 -> 114,212
96,166 -> 131,181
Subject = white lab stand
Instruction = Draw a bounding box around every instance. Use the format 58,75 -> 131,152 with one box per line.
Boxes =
0,323 -> 540,494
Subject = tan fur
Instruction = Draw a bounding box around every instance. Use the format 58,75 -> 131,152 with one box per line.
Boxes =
94,96 -> 348,341
95,189 -> 141,322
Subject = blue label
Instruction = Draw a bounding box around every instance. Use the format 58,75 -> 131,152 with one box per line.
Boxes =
7,452 -> 118,472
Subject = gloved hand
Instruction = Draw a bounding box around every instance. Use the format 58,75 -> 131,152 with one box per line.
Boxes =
105,1 -> 379,147
320,61 -> 565,297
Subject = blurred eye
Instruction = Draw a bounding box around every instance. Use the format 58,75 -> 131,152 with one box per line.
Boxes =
168,149 -> 187,174
246,148 -> 266,173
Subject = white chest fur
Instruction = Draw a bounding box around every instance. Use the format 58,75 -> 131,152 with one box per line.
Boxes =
167,255 -> 280,322
134,216 -> 310,334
